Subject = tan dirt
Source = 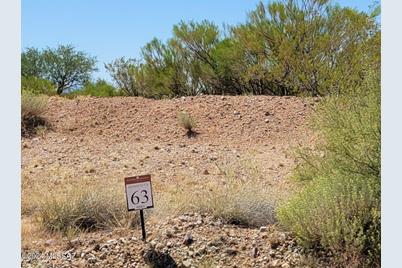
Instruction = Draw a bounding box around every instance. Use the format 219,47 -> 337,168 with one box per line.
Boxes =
21,95 -> 321,267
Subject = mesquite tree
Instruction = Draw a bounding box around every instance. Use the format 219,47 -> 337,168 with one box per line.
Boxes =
22,45 -> 97,95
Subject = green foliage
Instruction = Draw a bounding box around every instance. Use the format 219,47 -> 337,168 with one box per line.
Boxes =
21,45 -> 97,95
232,0 -> 379,96
104,57 -> 146,96
21,76 -> 56,96
21,47 -> 45,78
106,0 -> 380,98
277,71 -> 380,267
21,90 -> 49,137
67,79 -> 121,97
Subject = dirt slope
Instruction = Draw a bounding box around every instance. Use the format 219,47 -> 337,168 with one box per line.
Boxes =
22,95 -> 316,182
45,95 -> 312,144
21,95 -> 321,267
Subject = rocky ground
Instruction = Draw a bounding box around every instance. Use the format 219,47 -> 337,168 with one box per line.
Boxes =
22,213 -> 332,268
21,95 -> 323,267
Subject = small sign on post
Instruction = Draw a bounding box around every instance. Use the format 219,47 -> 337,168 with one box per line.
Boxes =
124,174 -> 154,241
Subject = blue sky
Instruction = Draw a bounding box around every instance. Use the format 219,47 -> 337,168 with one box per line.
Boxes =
22,0 -> 376,81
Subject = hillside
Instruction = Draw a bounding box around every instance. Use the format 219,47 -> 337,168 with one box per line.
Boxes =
21,95 -> 323,267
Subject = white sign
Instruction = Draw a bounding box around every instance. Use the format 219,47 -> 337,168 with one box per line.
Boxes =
124,175 -> 154,211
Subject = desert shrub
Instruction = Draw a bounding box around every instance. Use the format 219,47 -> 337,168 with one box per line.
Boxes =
177,111 -> 197,136
106,0 -> 379,97
21,76 -> 56,96
21,90 -> 49,137
66,79 -> 122,97
277,70 -> 380,267
37,185 -> 137,233
157,165 -> 277,227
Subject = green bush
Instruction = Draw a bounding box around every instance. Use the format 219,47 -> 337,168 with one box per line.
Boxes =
21,76 -> 56,96
66,79 -> 122,97
277,70 -> 380,267
21,90 -> 49,137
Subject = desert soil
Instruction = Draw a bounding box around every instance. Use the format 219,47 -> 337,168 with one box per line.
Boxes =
21,95 -> 324,267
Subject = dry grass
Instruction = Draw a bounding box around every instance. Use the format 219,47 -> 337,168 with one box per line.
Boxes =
21,91 -> 49,137
22,157 -> 286,239
155,162 -> 279,227
22,173 -> 137,235
38,185 -> 137,233
177,111 -> 197,136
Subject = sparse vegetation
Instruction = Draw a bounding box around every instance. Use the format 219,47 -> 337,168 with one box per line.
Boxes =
65,79 -> 122,97
278,70 -> 380,267
21,90 -> 49,137
177,111 -> 197,136
157,164 -> 278,227
37,184 -> 137,234
21,76 -> 56,96
21,0 -> 381,266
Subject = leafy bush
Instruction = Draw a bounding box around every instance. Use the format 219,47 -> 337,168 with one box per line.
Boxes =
21,90 -> 49,137
177,111 -> 197,136
21,76 -> 56,96
66,79 -> 122,97
277,71 -> 380,267
37,185 -> 137,233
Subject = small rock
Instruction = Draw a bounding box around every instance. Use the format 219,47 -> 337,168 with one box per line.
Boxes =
44,239 -> 54,246
209,156 -> 218,161
143,248 -> 178,268
99,252 -> 107,260
183,233 -> 194,246
268,259 -> 281,267
165,229 -> 175,238
225,248 -> 238,256
182,260 -> 192,268
278,233 -> 287,242
209,246 -> 219,253
69,238 -> 81,247
156,243 -> 164,250
252,247 -> 259,258
87,255 -> 97,264
197,246 -> 207,255
107,239 -> 117,245
269,249 -> 276,257
259,226 -> 268,232
203,169 -> 209,175
178,215 -> 188,222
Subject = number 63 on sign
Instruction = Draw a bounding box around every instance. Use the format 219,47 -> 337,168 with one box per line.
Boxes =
124,175 -> 154,211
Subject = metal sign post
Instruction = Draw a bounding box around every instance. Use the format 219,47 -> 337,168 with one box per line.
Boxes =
139,209 -> 146,241
124,175 -> 154,242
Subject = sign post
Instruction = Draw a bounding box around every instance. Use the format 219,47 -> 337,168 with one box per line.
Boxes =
124,174 -> 154,241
